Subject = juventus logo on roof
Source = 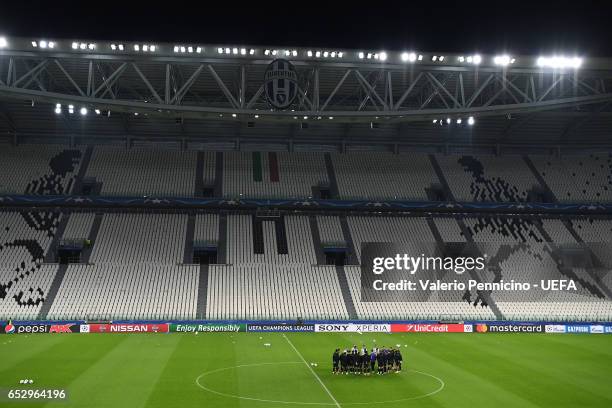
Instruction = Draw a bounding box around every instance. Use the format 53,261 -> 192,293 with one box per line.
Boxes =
264,59 -> 298,110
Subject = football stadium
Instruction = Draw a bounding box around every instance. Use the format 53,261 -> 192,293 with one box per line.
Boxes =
0,5 -> 612,407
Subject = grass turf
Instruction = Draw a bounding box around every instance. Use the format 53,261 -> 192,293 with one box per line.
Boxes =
0,332 -> 610,408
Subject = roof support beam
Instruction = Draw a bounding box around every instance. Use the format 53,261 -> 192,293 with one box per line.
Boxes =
207,64 -> 238,108
132,63 -> 163,104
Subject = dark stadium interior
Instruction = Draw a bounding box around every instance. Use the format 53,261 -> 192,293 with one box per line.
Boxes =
0,4 -> 611,408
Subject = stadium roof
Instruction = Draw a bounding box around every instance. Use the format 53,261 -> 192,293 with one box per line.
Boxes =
1,36 -> 612,151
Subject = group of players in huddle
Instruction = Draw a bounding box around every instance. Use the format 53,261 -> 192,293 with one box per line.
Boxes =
332,345 -> 403,375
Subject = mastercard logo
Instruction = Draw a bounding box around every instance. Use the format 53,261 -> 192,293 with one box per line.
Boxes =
476,324 -> 488,333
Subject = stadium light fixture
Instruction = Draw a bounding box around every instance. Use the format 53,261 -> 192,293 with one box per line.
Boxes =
71,42 -> 78,49
494,55 -> 513,66
329,116 -> 334,120
249,49 -> 255,55
68,105 -> 74,114
330,51 -> 336,58
232,48 -> 238,55
458,56 -> 465,62
358,52 -> 364,59
473,54 -> 482,64
254,114 -> 259,119
54,103 -> 62,114
446,117 -> 451,124
133,44 -> 140,51
271,50 -> 277,56
338,51 -> 343,58
432,119 -> 438,124
220,47 -> 225,54
0,37 -> 7,48
432,55 -> 438,61
80,107 -> 88,116
225,47 -> 231,54
456,118 -> 462,124
88,43 -> 95,50
323,51 -> 329,58
31,41 -> 38,47
240,48 -> 246,55
95,109 -> 101,115
173,46 -> 179,53
379,52 -> 388,61
197,47 -> 202,53
537,56 -> 583,69
143,45 -> 150,52
438,55 -> 445,62
417,54 -> 423,61
232,113 -> 237,118
468,116 -> 475,125
40,40 -> 48,48
307,50 -> 313,57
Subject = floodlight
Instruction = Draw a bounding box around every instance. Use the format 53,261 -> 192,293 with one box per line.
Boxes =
468,116 -> 475,125
80,107 -> 88,116
0,37 -> 7,48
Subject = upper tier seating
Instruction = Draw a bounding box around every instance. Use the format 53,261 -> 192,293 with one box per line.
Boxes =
332,152 -> 438,200
532,153 -> 612,203
86,147 -> 197,196
223,152 -> 328,198
0,144 -> 82,195
3,144 -> 612,203
437,154 -> 538,202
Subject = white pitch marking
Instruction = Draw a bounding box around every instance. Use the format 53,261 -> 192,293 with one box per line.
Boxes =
282,334 -> 342,408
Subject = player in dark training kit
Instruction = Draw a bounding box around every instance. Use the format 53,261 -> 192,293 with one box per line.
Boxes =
332,348 -> 340,374
333,345 -> 405,375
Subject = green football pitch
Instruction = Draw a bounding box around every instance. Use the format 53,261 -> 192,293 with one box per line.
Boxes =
1,332 -> 611,408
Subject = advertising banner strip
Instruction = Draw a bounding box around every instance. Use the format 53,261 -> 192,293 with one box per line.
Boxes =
170,323 -> 246,333
87,324 -> 169,333
391,323 -> 466,333
247,324 -> 315,332
314,324 -> 391,333
474,324 -> 545,333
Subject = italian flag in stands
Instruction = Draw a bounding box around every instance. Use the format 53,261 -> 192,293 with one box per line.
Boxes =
252,152 -> 280,182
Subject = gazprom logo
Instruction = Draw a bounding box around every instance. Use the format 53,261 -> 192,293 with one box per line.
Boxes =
264,59 -> 298,110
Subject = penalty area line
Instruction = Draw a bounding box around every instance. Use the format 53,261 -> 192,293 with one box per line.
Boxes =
282,334 -> 342,408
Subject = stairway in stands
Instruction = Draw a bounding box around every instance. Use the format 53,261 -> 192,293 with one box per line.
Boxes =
36,264 -> 67,320
196,264 -> 209,319
71,146 -> 94,195
81,213 -> 103,263
274,216 -> 288,254
324,153 -> 340,198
